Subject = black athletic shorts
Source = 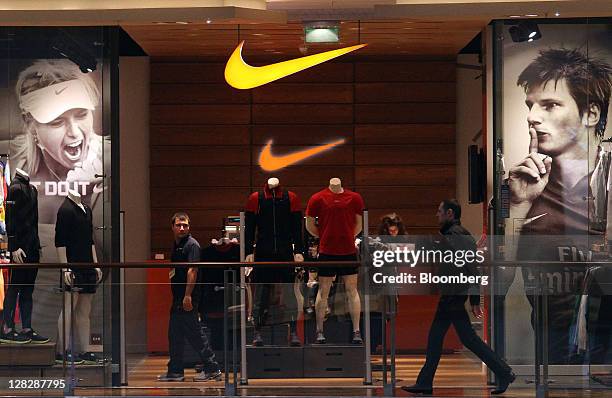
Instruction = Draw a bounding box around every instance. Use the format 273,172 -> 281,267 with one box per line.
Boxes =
317,253 -> 359,277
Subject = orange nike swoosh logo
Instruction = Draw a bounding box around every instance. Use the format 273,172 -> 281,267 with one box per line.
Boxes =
225,41 -> 367,89
259,139 -> 346,171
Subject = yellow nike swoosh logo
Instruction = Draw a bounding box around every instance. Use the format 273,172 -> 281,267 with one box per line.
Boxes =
259,139 -> 346,171
225,41 -> 367,89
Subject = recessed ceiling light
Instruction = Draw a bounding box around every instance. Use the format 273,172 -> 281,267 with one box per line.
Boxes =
525,14 -> 538,17
206,19 -> 212,24
175,21 -> 189,25
555,12 -> 560,17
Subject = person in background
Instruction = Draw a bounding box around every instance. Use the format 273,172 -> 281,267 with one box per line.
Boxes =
157,212 -> 221,382
402,200 -> 515,395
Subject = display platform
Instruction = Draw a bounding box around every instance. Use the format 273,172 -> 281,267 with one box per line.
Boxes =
0,342 -> 56,366
247,345 -> 364,378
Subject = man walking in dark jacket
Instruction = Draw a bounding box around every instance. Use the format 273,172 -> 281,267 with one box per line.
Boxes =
158,212 -> 221,382
402,199 -> 515,395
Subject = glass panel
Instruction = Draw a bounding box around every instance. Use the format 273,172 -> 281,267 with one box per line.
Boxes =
0,26 -> 110,391
495,18 -> 612,390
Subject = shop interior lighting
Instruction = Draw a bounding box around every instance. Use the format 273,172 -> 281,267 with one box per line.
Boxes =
304,21 -> 340,43
509,20 -> 542,43
51,33 -> 97,73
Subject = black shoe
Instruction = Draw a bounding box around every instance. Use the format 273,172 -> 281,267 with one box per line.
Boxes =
157,372 -> 185,382
79,352 -> 99,364
194,369 -> 221,382
289,332 -> 302,347
55,353 -> 84,365
315,330 -> 326,344
0,330 -> 31,344
252,331 -> 264,347
401,384 -> 433,395
352,330 -> 363,345
491,372 -> 516,395
21,329 -> 49,344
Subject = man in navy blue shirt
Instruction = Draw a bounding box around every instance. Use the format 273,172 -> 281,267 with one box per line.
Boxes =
158,212 -> 220,382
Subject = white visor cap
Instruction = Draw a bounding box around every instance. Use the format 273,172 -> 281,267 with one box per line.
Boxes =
19,79 -> 95,124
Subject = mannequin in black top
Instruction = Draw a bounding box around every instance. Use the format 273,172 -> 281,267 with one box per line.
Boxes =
0,168 -> 49,344
245,177 -> 304,346
55,189 -> 102,364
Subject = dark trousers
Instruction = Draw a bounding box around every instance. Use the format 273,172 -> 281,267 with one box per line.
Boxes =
2,268 -> 38,330
252,251 -> 297,332
416,295 -> 512,387
168,304 -> 218,374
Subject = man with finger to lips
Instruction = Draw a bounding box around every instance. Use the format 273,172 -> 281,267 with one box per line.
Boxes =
508,48 -> 612,364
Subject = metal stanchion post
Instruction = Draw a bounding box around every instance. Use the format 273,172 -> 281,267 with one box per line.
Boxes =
239,211 -> 248,385
223,270 -> 231,394
390,294 -> 397,392
541,275 -> 549,396
382,297 -> 388,389
363,210 -> 372,385
534,270 -> 543,398
232,269 -> 238,394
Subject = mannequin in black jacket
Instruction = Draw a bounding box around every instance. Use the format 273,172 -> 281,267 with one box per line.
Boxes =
245,177 -> 304,346
1,168 -> 49,344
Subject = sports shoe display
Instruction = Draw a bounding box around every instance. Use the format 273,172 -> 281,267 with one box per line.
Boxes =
0,330 -> 31,344
20,329 -> 49,344
315,330 -> 326,344
351,330 -> 363,345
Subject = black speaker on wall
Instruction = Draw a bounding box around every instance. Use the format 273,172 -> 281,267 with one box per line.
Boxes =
468,145 -> 485,204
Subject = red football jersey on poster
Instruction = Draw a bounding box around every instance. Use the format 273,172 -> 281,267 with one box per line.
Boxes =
306,188 -> 364,255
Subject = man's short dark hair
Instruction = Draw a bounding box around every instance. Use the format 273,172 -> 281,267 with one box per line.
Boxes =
441,199 -> 461,220
171,212 -> 190,225
517,48 -> 612,138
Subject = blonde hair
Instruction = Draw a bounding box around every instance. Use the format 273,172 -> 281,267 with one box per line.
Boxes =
15,59 -> 99,175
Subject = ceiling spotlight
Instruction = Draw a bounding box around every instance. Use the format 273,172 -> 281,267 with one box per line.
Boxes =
555,12 -> 560,17
509,20 -> 542,43
304,21 -> 339,43
51,33 -> 97,73
206,19 -> 212,24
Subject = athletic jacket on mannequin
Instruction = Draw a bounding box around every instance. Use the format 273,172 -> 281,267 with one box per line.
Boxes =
7,170 -> 40,263
55,190 -> 101,363
245,181 -> 304,260
244,178 -> 304,346
1,168 -> 48,344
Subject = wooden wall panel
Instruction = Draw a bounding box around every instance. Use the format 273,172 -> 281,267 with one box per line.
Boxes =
252,104 -> 354,124
152,146 -> 250,166
151,166 -> 250,187
355,124 -> 455,144
150,104 -> 251,125
252,84 -> 353,104
355,145 -> 455,165
355,104 -> 455,124
151,125 -> 250,146
355,82 -> 455,103
150,59 -> 456,256
252,125 -> 353,145
355,62 -> 455,82
151,83 -> 250,104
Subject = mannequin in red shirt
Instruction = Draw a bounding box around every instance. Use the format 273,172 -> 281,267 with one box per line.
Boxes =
306,178 -> 364,344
